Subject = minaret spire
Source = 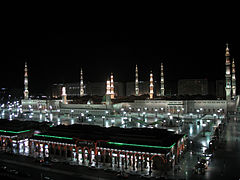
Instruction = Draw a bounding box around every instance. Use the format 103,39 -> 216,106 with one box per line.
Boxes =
62,86 -> 67,104
24,62 -> 29,99
225,43 -> 231,101
149,71 -> 154,99
135,64 -> 139,96
80,68 -> 84,96
110,73 -> 115,99
232,58 -> 236,99
160,63 -> 165,96
106,78 -> 111,95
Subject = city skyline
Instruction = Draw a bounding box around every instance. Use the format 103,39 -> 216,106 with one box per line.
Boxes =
1,31 -> 239,93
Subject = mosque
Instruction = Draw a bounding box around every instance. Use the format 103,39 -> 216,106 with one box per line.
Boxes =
21,44 -> 239,115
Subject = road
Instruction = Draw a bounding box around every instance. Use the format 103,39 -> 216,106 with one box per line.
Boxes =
190,118 -> 240,180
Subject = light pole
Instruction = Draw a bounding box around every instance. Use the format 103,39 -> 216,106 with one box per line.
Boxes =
189,113 -> 193,120
177,109 -> 180,119
202,123 -> 206,137
181,108 -> 184,115
138,108 -> 140,117
200,108 -> 203,118
143,112 -> 146,123
105,110 -> 109,120
39,105 -> 42,114
196,109 -> 200,119
102,116 -> 105,127
155,108 -> 158,118
213,114 -> 217,124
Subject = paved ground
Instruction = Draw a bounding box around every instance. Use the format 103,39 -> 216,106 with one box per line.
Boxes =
3,107 -> 239,179
190,118 -> 240,180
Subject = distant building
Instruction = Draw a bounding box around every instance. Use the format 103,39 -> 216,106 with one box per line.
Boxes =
50,82 -> 125,98
178,79 -> 208,96
216,80 -> 225,99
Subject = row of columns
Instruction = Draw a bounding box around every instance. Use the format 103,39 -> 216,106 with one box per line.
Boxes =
0,136 -> 28,154
1,137 -> 187,174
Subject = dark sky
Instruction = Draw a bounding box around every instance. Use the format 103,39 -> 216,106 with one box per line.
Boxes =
1,30 -> 240,93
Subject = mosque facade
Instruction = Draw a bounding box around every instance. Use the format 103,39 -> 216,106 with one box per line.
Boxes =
21,44 -> 239,114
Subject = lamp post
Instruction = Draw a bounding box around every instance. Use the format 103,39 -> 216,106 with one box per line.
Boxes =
39,105 -> 42,114
143,112 -> 146,123
181,108 -> 184,115
105,110 -> 109,120
213,113 -> 217,124
102,116 -> 105,127
189,113 -> 193,121
49,105 -> 52,113
177,109 -> 180,119
200,108 -> 203,118
71,109 -> 74,118
196,109 -> 200,119
138,108 -> 140,117
202,123 -> 206,137
155,108 -> 158,118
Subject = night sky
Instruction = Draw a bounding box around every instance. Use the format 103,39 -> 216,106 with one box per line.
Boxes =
1,30 -> 240,94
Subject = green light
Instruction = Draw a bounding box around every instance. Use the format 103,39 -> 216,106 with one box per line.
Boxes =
0,129 -> 31,134
34,134 -> 73,140
107,142 -> 176,149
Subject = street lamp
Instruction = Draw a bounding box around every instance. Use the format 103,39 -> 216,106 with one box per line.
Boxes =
143,112 -> 146,122
160,107 -> 164,114
200,108 -> 203,117
181,108 -> 184,115
39,105 -> 42,113
189,113 -> 193,120
71,109 -> 74,118
196,109 -> 200,119
155,108 -> 158,118
138,108 -> 140,117
202,123 -> 206,137
177,109 -> 180,119
102,116 -> 105,127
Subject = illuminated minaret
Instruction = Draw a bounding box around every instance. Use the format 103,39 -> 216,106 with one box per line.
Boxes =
225,43 -> 231,101
232,58 -> 236,99
24,62 -> 29,100
160,63 -> 165,96
106,79 -> 111,95
135,65 -> 139,96
149,71 -> 154,99
110,73 -> 115,99
62,86 -> 67,104
80,68 -> 84,96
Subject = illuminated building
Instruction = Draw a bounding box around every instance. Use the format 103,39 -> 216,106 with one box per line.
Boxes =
110,73 -> 114,99
160,63 -> 165,96
62,86 -> 67,104
225,43 -> 231,101
149,71 -> 154,99
135,64 -> 139,96
24,62 -> 29,100
80,68 -> 84,97
232,58 -> 236,99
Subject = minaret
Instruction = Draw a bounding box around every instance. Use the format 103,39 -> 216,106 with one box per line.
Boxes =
225,43 -> 231,101
80,68 -> 84,97
106,79 -> 111,95
232,58 -> 236,99
110,73 -> 115,99
62,86 -> 67,104
24,62 -> 29,100
135,65 -> 139,96
160,63 -> 165,96
149,71 -> 154,99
